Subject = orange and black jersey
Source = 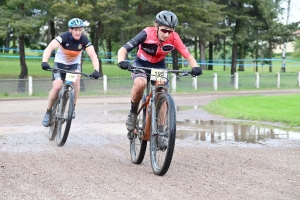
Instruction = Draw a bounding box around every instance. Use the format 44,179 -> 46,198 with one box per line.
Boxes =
54,31 -> 92,65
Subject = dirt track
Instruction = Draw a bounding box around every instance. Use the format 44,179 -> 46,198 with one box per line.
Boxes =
1,90 -> 300,200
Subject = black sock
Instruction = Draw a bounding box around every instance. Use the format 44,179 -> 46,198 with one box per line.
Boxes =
130,101 -> 139,114
46,109 -> 51,114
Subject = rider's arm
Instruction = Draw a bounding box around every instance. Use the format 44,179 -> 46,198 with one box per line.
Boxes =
186,54 -> 199,68
172,32 -> 199,68
42,39 -> 60,62
86,45 -> 99,71
118,29 -> 147,62
118,47 -> 128,63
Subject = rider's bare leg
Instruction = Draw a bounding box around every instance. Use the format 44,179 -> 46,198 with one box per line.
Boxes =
47,79 -> 63,110
131,77 -> 147,104
73,73 -> 81,105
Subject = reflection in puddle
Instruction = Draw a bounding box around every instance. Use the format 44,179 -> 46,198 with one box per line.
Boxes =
177,120 -> 300,144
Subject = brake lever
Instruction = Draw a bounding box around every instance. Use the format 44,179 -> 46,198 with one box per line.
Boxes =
180,71 -> 191,77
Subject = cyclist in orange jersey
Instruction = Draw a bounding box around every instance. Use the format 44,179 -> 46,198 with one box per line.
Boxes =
41,18 -> 100,127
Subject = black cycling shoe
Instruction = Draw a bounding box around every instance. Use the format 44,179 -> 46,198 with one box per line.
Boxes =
42,113 -> 50,127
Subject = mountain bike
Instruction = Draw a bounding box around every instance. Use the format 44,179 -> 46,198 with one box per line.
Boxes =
47,68 -> 93,146
127,66 -> 192,176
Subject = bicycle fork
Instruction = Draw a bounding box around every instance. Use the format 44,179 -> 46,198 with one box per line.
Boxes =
57,82 -> 73,122
150,85 -> 157,139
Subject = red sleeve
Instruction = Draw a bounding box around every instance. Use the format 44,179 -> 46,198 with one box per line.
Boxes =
173,33 -> 191,59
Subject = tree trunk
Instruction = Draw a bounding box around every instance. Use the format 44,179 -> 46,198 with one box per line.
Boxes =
18,35 -> 28,93
5,31 -> 10,53
80,52 -> 85,92
238,43 -> 245,71
231,42 -> 237,84
0,37 -> 4,53
255,40 -> 259,72
223,37 -> 226,71
208,41 -> 213,70
12,36 -> 17,54
194,37 -> 198,61
49,20 -> 56,57
172,49 -> 179,70
199,38 -> 206,69
106,38 -> 112,65
93,20 -> 103,76
268,39 -> 273,72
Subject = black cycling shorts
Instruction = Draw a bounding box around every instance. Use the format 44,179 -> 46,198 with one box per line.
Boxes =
52,62 -> 81,81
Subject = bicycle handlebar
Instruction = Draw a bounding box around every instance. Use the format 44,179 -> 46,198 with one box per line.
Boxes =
128,66 -> 193,77
47,67 -> 94,79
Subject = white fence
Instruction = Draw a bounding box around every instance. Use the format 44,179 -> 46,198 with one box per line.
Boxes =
1,72 -> 300,97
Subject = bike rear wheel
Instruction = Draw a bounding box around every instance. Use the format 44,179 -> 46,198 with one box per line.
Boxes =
48,101 -> 59,141
130,95 -> 147,164
56,89 -> 74,146
150,93 -> 176,176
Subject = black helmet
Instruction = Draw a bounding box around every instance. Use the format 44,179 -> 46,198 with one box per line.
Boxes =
155,10 -> 178,29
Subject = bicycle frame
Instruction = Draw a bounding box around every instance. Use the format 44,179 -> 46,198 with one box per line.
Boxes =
129,66 -> 193,175
47,67 -> 93,146
135,67 -> 190,141
139,79 -> 166,141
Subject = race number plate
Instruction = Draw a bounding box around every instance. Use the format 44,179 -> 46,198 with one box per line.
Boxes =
65,73 -> 77,82
150,69 -> 167,82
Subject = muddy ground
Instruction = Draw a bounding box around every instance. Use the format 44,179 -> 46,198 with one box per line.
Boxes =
1,90 -> 300,200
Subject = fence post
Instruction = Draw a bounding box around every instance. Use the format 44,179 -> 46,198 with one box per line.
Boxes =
255,72 -> 259,89
172,74 -> 176,93
213,73 -> 218,91
192,76 -> 197,91
298,72 -> 300,87
234,72 -> 239,90
28,76 -> 33,96
276,72 -> 280,88
103,75 -> 107,94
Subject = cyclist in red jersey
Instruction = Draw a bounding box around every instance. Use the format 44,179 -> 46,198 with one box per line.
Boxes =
118,10 -> 202,135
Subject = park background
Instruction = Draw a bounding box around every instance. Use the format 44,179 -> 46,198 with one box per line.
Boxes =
0,0 -> 300,98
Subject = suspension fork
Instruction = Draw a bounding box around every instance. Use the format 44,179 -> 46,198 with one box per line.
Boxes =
57,81 -> 73,119
150,84 -> 157,137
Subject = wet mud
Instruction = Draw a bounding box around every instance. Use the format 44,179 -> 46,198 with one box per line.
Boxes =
1,91 -> 300,199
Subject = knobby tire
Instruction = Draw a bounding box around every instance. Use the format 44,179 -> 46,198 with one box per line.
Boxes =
150,93 -> 176,176
49,101 -> 59,141
56,89 -> 74,147
130,95 -> 147,164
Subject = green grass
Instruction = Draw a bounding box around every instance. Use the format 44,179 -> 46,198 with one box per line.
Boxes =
1,54 -> 300,79
0,57 -> 130,78
1,56 -> 300,128
204,94 -> 300,127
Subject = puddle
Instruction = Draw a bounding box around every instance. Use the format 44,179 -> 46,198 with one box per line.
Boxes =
107,107 -> 300,144
177,120 -> 300,143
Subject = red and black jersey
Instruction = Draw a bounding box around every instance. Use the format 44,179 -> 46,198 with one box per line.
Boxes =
123,27 -> 191,63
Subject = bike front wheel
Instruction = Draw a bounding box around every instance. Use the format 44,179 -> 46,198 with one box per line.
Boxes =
130,95 -> 147,164
48,101 -> 59,141
150,93 -> 176,176
56,89 -> 74,146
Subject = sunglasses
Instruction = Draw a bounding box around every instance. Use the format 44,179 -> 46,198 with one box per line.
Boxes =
159,27 -> 174,34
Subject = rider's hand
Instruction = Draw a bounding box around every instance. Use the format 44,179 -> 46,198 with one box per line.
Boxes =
191,67 -> 202,76
118,61 -> 131,70
41,62 -> 50,71
90,70 -> 100,79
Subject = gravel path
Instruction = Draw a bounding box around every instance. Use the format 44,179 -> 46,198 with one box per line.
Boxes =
1,90 -> 300,200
